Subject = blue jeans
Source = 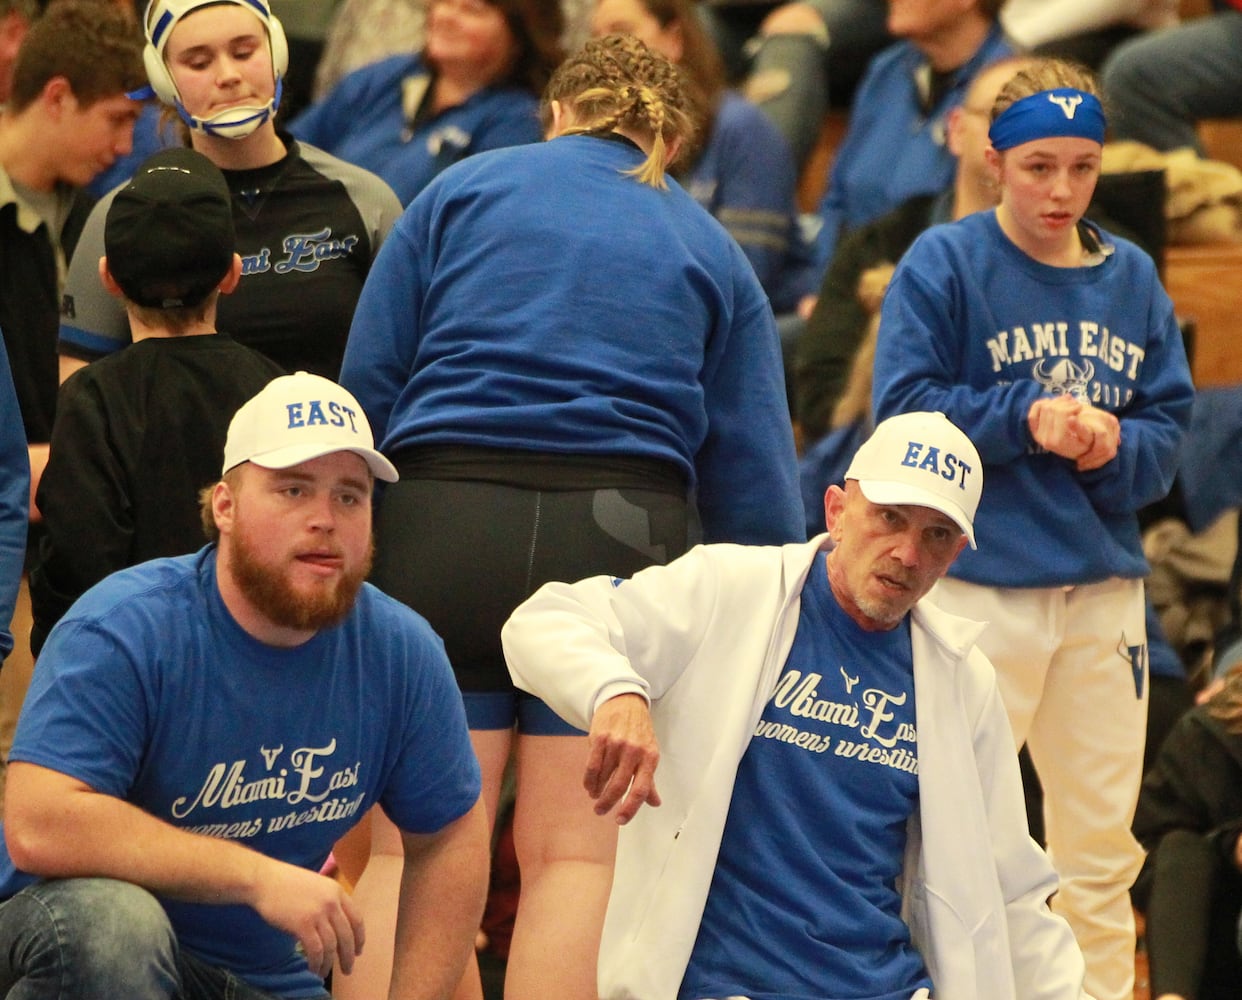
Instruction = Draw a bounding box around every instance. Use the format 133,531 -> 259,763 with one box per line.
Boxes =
1101,11 -> 1242,154
0,878 -> 327,1000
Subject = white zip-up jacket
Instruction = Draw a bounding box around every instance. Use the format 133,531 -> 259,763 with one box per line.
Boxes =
503,537 -> 1092,1000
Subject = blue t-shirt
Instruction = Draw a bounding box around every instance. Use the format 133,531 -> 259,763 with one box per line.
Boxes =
680,561 -> 930,1000
0,548 -> 480,998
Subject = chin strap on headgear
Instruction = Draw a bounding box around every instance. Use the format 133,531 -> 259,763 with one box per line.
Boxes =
138,0 -> 289,139
175,76 -> 284,138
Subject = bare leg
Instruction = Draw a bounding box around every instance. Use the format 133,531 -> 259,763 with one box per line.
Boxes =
336,729 -> 512,1000
331,806 -> 407,1000
503,734 -> 618,1000
450,728 -> 514,1000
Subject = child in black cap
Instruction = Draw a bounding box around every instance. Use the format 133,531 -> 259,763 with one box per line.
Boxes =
29,146 -> 284,652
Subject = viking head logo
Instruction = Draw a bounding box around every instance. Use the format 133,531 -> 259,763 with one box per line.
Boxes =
1033,358 -> 1094,400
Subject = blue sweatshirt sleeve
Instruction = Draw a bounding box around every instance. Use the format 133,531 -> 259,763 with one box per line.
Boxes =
0,329 -> 29,660
339,215 -> 428,450
870,245 -> 1045,466
695,253 -> 804,545
1076,287 -> 1193,515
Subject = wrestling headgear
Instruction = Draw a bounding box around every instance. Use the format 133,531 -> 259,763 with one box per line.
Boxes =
137,0 -> 288,139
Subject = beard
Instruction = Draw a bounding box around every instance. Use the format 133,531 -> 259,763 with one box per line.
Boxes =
228,527 -> 374,633
851,590 -> 911,631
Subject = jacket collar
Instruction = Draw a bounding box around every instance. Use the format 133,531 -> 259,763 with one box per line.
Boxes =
0,165 -> 50,236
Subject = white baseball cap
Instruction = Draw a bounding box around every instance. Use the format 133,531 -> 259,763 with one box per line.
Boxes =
844,411 -> 983,548
222,372 -> 398,483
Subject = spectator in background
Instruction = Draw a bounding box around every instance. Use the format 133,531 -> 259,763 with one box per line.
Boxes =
591,0 -> 814,315
796,54 -> 1032,443
810,0 -> 1012,278
0,0 -> 39,107
872,58 -> 1194,1000
0,0 -> 145,808
29,147 -> 282,653
695,0 -> 891,170
311,0 -> 593,101
77,0 -> 182,200
290,0 -> 564,205
1131,665 -> 1242,1000
1001,0 -> 1177,70
337,33 -> 801,1000
58,0 -> 401,383
1101,0 -> 1242,156
0,0 -> 143,517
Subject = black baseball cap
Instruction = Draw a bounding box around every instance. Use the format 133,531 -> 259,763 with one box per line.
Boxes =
104,147 -> 235,309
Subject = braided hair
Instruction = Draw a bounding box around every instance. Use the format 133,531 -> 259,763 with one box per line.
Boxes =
990,56 -> 1101,123
541,33 -> 699,190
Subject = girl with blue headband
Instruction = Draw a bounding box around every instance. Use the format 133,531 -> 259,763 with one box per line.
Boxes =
872,57 -> 1194,1000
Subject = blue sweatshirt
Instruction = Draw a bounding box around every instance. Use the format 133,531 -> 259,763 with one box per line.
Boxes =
872,210 -> 1193,587
341,134 -> 803,546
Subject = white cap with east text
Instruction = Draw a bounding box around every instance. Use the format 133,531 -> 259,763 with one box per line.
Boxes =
222,371 -> 398,483
844,411 -> 983,548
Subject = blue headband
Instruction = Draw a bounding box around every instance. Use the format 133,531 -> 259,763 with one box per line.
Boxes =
988,89 -> 1106,151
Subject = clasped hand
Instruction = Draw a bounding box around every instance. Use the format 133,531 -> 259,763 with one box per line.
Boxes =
1028,394 -> 1120,471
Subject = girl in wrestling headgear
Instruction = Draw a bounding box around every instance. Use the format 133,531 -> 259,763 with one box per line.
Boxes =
871,57 -> 1194,1000
58,0 -> 402,381
141,0 -> 289,142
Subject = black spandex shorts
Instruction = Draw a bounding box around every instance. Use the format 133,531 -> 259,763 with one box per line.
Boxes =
370,450 -> 699,730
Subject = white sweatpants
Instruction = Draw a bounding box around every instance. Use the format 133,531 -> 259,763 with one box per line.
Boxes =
930,575 -> 1147,1000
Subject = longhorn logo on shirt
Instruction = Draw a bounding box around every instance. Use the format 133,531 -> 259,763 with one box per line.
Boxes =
1049,93 -> 1084,119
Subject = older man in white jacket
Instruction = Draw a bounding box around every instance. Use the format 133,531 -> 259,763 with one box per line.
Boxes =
503,410 -> 1094,1000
